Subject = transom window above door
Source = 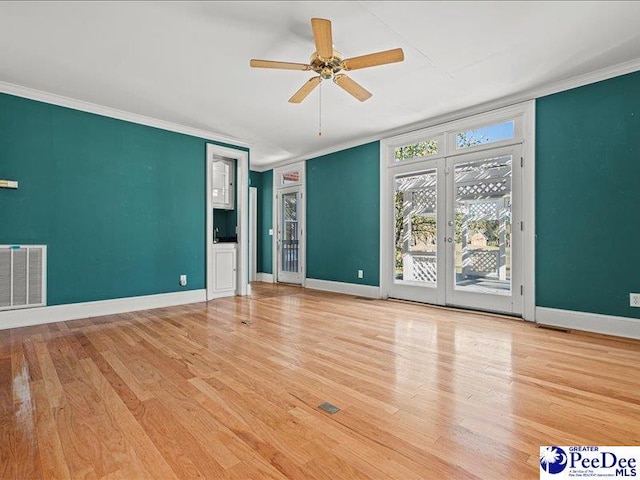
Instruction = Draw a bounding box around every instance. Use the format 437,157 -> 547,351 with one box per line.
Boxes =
394,138 -> 440,162
280,169 -> 302,186
384,110 -> 523,167
455,120 -> 515,150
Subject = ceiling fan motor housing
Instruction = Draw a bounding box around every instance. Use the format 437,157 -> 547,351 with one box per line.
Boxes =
310,50 -> 343,79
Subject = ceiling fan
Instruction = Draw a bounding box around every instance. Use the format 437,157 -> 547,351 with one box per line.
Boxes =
250,18 -> 404,104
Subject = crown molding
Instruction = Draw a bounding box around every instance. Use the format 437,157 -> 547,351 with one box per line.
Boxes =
526,56 -> 640,100
0,80 -> 250,148
249,164 -> 271,173
4,53 -> 640,170
252,57 -> 640,171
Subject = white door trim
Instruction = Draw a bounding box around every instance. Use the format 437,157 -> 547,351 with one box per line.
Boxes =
522,102 -> 536,322
249,187 -> 258,282
272,162 -> 306,285
206,143 -> 249,300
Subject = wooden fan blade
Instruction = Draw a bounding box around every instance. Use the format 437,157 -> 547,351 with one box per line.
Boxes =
289,76 -> 322,104
311,18 -> 333,59
341,48 -> 405,71
333,74 -> 372,102
250,59 -> 311,71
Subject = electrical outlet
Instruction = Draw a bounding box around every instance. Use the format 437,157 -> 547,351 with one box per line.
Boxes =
268,229 -> 273,236
631,293 -> 640,307
358,270 -> 363,279
180,275 -> 187,286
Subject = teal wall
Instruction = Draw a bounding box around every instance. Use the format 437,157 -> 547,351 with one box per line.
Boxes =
259,170 -> 273,274
0,92 -> 247,306
249,170 -> 261,271
248,170 -> 272,274
536,70 -> 640,319
249,170 -> 261,189
306,142 -> 380,286
12,56 -> 630,322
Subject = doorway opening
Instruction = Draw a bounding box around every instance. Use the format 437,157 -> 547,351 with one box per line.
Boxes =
273,162 -> 306,285
206,144 -> 249,300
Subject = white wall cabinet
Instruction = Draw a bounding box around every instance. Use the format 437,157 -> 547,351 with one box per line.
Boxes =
211,158 -> 234,210
210,243 -> 236,298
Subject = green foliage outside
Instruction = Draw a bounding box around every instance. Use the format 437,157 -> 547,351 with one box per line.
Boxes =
394,140 -> 438,161
393,132 -> 498,275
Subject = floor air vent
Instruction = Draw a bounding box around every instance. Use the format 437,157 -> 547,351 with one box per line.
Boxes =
318,402 -> 340,414
0,245 -> 47,311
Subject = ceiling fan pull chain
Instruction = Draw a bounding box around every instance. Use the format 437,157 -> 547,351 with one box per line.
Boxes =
318,80 -> 323,137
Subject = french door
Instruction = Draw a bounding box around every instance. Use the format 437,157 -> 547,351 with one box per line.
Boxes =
389,145 -> 523,315
276,186 -> 302,284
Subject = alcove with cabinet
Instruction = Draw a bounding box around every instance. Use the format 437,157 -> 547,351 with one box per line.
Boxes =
211,156 -> 234,210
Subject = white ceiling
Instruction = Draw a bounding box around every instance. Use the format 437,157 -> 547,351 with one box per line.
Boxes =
2,1 -> 640,167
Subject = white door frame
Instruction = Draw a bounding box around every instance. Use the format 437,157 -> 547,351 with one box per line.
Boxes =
272,162 -> 306,285
206,143 -> 249,300
249,187 -> 257,282
380,101 -> 535,320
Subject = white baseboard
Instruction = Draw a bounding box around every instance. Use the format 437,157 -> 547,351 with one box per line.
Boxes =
536,307 -> 640,340
256,273 -> 274,283
207,290 -> 237,300
305,278 -> 381,299
0,289 -> 207,331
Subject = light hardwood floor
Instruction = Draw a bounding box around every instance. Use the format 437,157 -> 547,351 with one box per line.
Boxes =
1,283 -> 639,479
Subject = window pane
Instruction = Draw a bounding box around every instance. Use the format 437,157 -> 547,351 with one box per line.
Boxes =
394,139 -> 438,161
456,120 -> 515,150
282,171 -> 300,185
394,170 -> 437,285
281,192 -> 299,273
454,155 -> 512,295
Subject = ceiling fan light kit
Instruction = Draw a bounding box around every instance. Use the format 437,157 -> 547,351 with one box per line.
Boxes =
250,17 -> 405,104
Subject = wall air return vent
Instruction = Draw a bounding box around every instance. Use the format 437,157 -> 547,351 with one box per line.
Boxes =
0,245 -> 47,311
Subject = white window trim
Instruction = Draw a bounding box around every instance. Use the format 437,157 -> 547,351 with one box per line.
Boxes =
380,101 -> 536,321
386,106 -> 526,167
276,164 -> 305,188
